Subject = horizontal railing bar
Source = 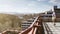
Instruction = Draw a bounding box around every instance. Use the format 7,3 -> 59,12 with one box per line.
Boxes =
20,16 -> 39,34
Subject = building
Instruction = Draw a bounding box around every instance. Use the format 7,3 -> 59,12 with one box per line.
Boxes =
39,11 -> 53,22
54,6 -> 60,22
21,18 -> 35,30
54,6 -> 60,18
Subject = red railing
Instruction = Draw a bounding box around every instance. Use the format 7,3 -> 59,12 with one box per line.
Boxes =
19,16 -> 39,34
19,16 -> 45,34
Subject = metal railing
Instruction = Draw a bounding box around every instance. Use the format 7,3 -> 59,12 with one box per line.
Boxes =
20,16 -> 39,34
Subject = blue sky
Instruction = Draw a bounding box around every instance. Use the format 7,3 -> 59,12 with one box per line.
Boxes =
0,0 -> 60,14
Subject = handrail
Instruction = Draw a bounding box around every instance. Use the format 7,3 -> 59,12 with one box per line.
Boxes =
20,16 -> 39,34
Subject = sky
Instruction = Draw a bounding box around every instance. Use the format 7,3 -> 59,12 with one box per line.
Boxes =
0,0 -> 60,14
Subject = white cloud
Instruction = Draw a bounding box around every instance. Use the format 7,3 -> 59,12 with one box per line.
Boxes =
37,0 -> 46,1
37,0 -> 40,1
0,0 -> 36,13
0,0 -> 54,14
49,0 -> 60,5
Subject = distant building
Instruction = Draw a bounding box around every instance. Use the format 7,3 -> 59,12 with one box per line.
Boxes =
54,6 -> 60,18
40,6 -> 60,22
53,6 -> 60,22
21,21 -> 30,30
39,11 -> 53,22
21,18 -> 35,30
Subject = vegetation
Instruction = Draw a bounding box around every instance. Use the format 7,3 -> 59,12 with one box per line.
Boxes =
0,13 -> 40,32
0,14 -> 22,32
23,13 -> 40,20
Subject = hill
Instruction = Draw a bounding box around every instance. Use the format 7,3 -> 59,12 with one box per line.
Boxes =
0,13 -> 22,32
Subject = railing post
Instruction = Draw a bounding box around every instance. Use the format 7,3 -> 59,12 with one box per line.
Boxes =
36,16 -> 45,34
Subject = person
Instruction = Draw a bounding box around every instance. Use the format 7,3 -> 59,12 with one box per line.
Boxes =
52,12 -> 56,26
